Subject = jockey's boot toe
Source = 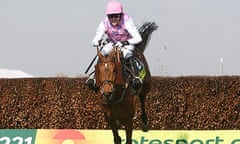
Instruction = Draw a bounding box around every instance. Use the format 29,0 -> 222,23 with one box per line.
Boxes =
133,77 -> 143,89
85,78 -> 96,91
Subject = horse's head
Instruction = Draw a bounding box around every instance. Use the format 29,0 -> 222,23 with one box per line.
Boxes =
95,47 -> 122,103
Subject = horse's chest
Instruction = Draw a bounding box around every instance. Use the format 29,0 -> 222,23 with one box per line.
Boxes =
101,104 -> 134,120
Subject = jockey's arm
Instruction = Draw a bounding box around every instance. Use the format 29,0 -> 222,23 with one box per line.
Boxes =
125,18 -> 142,45
92,22 -> 106,47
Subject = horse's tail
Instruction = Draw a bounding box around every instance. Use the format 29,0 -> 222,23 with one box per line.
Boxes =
135,22 -> 158,52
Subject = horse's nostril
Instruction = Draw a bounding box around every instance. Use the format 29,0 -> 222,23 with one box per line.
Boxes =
103,92 -> 111,97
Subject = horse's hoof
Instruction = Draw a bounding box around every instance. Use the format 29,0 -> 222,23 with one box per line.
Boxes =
142,121 -> 150,132
114,136 -> 121,144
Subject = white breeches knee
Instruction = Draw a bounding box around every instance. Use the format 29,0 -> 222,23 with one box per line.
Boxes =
99,42 -> 135,59
121,45 -> 134,59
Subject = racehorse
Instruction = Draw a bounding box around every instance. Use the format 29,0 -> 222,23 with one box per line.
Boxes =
95,22 -> 158,144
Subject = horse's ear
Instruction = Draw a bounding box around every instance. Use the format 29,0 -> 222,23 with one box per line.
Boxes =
109,47 -> 115,58
97,48 -> 104,60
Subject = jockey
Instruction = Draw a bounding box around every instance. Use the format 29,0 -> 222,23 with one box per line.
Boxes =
85,0 -> 143,90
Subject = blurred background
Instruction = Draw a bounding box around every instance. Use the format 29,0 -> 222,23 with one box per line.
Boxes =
0,0 -> 240,77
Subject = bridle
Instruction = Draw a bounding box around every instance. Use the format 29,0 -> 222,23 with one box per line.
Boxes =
97,46 -> 128,105
100,79 -> 115,96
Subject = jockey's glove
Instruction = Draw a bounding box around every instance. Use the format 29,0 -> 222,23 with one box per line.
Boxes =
115,41 -> 129,48
98,39 -> 103,46
122,41 -> 129,46
95,39 -> 109,47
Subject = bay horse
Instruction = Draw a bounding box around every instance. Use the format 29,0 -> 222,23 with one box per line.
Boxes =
95,22 -> 158,144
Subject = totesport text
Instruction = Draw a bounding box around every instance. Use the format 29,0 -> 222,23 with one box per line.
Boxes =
1,130 -> 240,144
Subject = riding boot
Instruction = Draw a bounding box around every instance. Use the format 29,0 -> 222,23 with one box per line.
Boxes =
85,75 -> 97,92
127,57 -> 143,89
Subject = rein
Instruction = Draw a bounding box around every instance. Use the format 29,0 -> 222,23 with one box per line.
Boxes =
100,77 -> 128,105
106,87 -> 127,106
112,88 -> 126,105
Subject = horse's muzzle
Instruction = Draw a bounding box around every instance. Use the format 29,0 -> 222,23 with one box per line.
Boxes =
102,92 -> 116,102
103,92 -> 112,98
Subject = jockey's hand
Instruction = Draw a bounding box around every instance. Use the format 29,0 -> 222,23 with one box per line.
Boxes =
115,41 -> 123,48
115,41 -> 129,48
98,39 -> 109,46
98,39 -> 103,46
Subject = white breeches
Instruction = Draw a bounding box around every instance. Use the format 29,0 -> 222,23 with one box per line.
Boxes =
99,42 -> 134,59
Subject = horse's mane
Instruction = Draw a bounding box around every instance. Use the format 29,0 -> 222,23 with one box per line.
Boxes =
135,22 -> 158,52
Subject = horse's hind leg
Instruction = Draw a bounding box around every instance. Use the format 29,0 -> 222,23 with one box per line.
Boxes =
139,93 -> 149,132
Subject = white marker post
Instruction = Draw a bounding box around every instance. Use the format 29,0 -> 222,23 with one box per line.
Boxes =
220,58 -> 223,75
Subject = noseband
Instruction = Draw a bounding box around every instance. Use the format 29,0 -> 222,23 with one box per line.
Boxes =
100,79 -> 115,94
100,81 -> 126,105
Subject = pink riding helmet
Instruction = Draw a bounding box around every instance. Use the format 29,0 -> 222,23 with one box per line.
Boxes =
105,0 -> 123,15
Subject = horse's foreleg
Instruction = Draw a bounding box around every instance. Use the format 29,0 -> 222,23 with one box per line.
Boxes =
112,129 -> 121,144
139,93 -> 149,132
125,121 -> 133,144
108,119 -> 121,144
